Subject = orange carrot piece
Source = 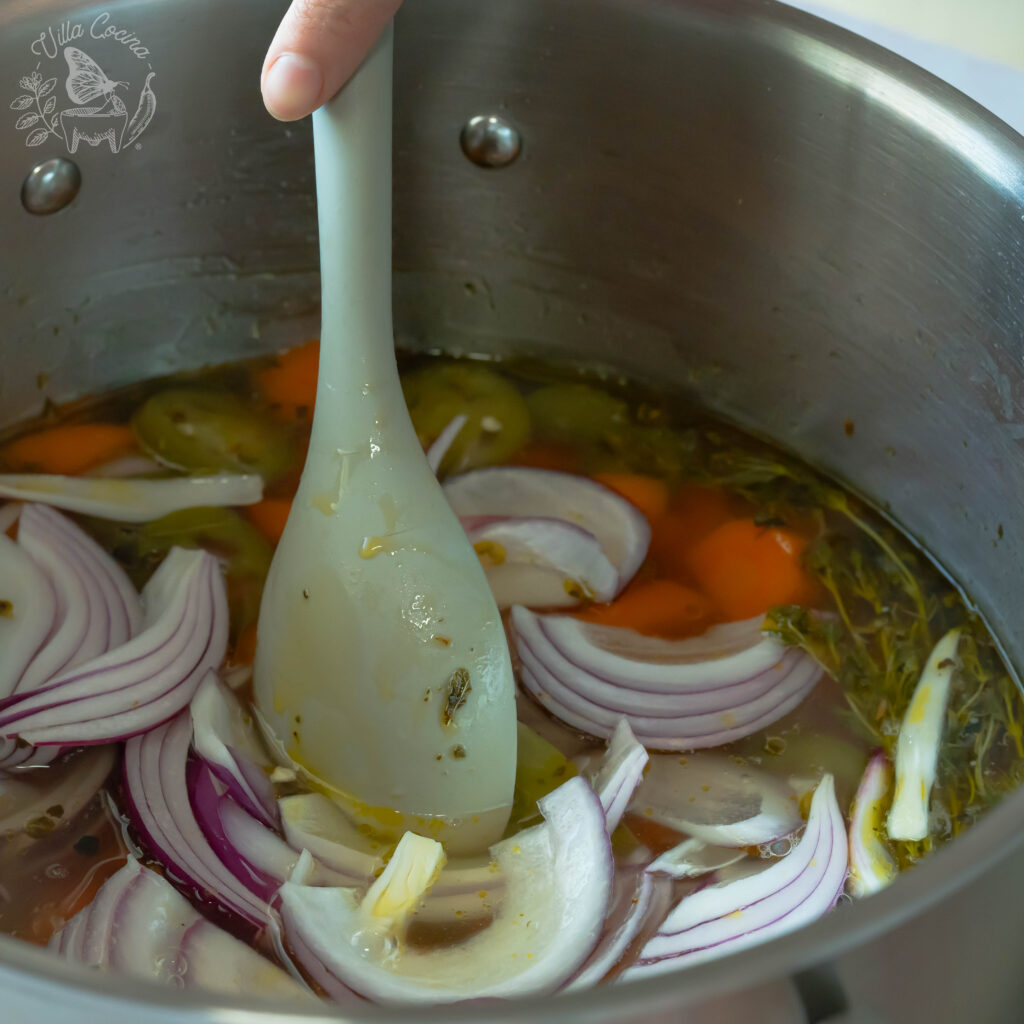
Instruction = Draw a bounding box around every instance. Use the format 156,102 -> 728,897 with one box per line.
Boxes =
593,473 -> 669,522
685,518 -> 815,621
244,497 -> 292,547
649,484 -> 743,580
577,579 -> 713,639
509,442 -> 579,474
256,340 -> 320,417
2,424 -> 136,476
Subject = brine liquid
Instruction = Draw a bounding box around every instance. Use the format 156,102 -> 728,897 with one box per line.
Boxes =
1,347 -> 1021,980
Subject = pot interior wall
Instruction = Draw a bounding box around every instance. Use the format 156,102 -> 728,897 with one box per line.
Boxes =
2,0 -> 1024,711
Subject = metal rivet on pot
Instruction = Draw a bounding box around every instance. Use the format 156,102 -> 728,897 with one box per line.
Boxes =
21,158 -> 82,216
459,114 -> 522,168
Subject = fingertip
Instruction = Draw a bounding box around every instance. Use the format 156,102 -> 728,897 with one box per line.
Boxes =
262,52 -> 324,121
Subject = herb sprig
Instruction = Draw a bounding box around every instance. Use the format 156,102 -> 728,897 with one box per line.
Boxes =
692,437 -> 1024,862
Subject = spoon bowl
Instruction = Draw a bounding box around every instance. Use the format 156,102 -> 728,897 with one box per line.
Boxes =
253,25 -> 517,854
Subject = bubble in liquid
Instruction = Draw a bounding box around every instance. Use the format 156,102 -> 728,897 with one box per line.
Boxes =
758,836 -> 794,859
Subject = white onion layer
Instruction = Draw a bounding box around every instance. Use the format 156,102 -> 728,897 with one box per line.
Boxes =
513,608 -> 822,749
462,515 -> 619,608
647,838 -> 747,879
622,774 -> 847,980
887,628 -> 961,842
591,717 -> 648,834
0,746 -> 116,853
278,792 -> 386,886
280,776 -> 614,1004
629,753 -> 802,847
444,468 -> 651,595
425,414 -> 468,475
848,751 -> 897,898
0,472 -> 263,521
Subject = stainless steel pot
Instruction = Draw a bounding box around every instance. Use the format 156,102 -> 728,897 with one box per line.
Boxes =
2,0 -> 1023,1021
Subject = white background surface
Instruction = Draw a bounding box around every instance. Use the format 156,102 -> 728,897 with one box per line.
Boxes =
782,0 -> 1024,136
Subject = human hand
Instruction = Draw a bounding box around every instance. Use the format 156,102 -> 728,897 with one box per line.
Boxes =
261,0 -> 403,121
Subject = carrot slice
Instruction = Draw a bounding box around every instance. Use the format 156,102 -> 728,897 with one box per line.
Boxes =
649,484 -> 744,580
256,340 -> 319,417
592,473 -> 669,522
685,518 -> 815,621
577,579 -> 713,639
244,497 -> 292,546
2,424 -> 136,476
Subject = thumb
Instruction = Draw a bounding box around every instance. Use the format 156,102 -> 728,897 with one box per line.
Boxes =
261,0 -> 402,121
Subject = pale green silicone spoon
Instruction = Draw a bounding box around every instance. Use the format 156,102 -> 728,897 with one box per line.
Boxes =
253,25 -> 517,855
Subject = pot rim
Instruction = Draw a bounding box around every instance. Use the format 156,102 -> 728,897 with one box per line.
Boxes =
1,0 -> 1023,1018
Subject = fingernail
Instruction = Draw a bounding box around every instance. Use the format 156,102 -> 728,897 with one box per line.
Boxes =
263,53 -> 323,121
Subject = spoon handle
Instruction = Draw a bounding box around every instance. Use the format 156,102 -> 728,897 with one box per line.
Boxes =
256,22 -> 517,854
312,24 -> 398,436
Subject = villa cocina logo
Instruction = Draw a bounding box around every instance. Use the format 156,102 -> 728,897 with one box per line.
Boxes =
10,12 -> 156,155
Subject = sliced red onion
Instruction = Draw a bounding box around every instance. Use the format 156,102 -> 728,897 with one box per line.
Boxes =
444,468 -> 651,595
50,857 -> 309,999
622,774 -> 848,979
188,762 -> 285,902
849,751 -> 897,897
190,763 -> 349,897
647,838 -> 747,879
107,858 -> 197,978
191,671 -> 277,828
0,529 -> 56,701
0,472 -> 263,522
461,515 -> 619,608
590,717 -> 648,834
280,775 -> 613,1004
513,608 -> 822,749
0,547 -> 226,746
564,869 -> 673,990
15,504 -> 143,695
278,792 -> 386,886
48,856 -> 142,966
123,713 -> 273,926
80,853 -> 142,967
888,628 -> 961,842
629,753 -> 802,847
0,742 -> 58,770
426,414 -> 468,475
